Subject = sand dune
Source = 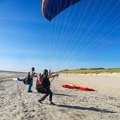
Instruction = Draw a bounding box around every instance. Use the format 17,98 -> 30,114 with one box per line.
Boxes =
0,72 -> 120,120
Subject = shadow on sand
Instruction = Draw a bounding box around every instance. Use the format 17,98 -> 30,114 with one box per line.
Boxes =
57,104 -> 116,113
33,92 -> 77,97
53,93 -> 77,97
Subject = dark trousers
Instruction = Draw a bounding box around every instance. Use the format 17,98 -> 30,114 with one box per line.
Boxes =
40,87 -> 53,102
28,78 -> 33,91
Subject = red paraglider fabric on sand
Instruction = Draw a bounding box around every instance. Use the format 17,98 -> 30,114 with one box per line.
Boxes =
62,84 -> 95,91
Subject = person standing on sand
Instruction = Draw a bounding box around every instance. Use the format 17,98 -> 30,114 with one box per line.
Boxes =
38,69 -> 58,105
28,67 -> 35,92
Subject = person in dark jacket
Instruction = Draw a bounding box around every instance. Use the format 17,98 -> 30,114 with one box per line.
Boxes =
38,69 -> 58,105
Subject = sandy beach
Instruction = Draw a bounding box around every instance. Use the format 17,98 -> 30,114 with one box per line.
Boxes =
0,72 -> 120,120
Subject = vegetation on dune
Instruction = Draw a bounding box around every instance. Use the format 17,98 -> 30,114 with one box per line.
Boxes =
59,68 -> 120,74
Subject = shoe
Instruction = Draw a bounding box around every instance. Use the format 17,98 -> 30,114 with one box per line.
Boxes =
28,90 -> 32,92
38,99 -> 42,104
49,102 -> 55,105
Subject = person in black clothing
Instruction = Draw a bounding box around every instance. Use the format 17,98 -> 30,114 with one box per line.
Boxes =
38,69 -> 58,105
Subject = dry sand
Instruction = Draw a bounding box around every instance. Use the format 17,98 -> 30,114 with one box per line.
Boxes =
0,72 -> 120,120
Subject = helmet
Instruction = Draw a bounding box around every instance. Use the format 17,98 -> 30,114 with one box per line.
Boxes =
31,67 -> 35,71
43,69 -> 48,75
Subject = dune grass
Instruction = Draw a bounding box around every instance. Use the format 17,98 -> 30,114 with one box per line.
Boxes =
59,68 -> 120,74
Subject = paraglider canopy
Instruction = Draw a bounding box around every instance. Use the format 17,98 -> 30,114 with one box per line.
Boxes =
42,0 -> 81,21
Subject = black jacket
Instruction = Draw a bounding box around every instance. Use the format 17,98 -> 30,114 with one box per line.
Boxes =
41,74 -> 50,88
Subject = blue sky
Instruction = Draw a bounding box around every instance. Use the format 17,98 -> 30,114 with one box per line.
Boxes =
0,0 -> 120,72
